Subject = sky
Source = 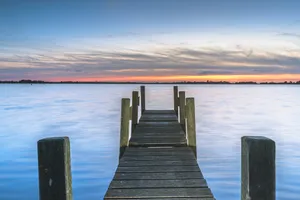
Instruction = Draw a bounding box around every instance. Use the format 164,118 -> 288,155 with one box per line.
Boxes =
1,0 -> 300,82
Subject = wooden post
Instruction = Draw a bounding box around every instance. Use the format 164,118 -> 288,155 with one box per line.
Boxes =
37,137 -> 73,200
173,86 -> 179,116
241,136 -> 275,200
186,98 -> 196,158
131,91 -> 139,134
179,91 -> 186,132
119,98 -> 130,159
141,85 -> 145,114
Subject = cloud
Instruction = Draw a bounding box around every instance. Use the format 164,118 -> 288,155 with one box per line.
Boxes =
1,43 -> 300,80
277,32 -> 300,39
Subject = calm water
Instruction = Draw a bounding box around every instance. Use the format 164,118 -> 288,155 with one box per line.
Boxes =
0,84 -> 300,199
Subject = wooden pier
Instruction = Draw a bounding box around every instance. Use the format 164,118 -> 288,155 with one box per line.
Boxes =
36,85 -> 276,200
104,86 -> 214,199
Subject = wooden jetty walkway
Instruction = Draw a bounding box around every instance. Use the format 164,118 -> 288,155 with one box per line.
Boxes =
104,86 -> 214,199
36,85 -> 276,200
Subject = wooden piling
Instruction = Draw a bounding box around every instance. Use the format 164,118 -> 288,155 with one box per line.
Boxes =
173,86 -> 179,116
186,98 -> 197,157
179,91 -> 186,132
131,91 -> 139,134
37,137 -> 73,200
120,98 -> 131,158
141,86 -> 145,114
241,136 -> 275,200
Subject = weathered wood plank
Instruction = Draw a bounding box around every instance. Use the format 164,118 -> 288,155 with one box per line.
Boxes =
140,117 -> 178,121
116,166 -> 201,173
113,172 -> 204,180
130,137 -> 186,142
120,155 -> 195,161
122,150 -> 195,157
135,124 -> 182,129
138,121 -> 180,125
132,134 -> 185,138
119,160 -> 198,167
139,119 -> 179,123
129,141 -> 187,147
109,179 -> 208,189
133,129 -> 184,133
124,147 -> 192,152
141,113 -> 177,116
143,110 -> 176,114
132,133 -> 185,137
106,198 -> 215,200
104,188 -> 213,198
141,113 -> 176,117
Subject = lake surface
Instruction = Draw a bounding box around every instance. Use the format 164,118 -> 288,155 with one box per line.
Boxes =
0,84 -> 300,199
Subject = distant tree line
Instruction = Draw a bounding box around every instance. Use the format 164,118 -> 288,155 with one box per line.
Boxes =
1,79 -> 300,84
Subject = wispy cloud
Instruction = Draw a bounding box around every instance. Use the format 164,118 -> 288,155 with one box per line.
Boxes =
1,32 -> 300,81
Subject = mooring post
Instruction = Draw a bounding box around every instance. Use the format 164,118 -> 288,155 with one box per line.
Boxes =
179,91 -> 186,132
119,98 -> 131,158
186,97 -> 197,157
37,137 -> 73,200
131,91 -> 139,134
140,85 -> 145,114
173,86 -> 179,117
241,136 -> 275,200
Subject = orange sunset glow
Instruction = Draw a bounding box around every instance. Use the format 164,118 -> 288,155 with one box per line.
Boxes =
49,74 -> 300,83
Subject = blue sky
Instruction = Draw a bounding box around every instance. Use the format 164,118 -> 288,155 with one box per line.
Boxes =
1,0 -> 300,81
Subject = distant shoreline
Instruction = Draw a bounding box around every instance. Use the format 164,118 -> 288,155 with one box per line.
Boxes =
1,80 -> 300,85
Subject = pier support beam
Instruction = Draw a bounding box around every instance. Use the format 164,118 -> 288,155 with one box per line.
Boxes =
186,98 -> 197,158
179,91 -> 186,132
140,86 -> 145,114
119,98 -> 131,158
241,136 -> 275,200
37,137 -> 73,200
173,86 -> 179,117
131,91 -> 139,134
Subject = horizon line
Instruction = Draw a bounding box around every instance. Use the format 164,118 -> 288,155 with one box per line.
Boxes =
1,79 -> 300,84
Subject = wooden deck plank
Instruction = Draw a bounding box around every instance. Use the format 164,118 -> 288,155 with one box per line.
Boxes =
135,125 -> 182,129
116,166 -> 201,173
104,188 -> 213,198
108,179 -> 208,189
122,150 -> 195,157
120,155 -> 195,161
129,140 -> 187,144
107,198 -> 216,200
129,142 -> 187,147
113,172 -> 204,180
143,110 -> 176,114
124,147 -> 192,152
119,160 -> 198,167
131,135 -> 185,139
133,130 -> 183,133
138,121 -> 180,125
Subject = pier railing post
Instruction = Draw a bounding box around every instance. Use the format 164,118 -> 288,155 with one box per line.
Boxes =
241,136 -> 275,200
37,137 -> 73,200
119,98 -> 130,158
186,98 -> 197,158
141,85 -> 145,114
179,91 -> 186,132
131,91 -> 139,134
173,86 -> 179,117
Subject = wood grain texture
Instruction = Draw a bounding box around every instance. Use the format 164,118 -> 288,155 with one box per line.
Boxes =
105,107 -> 215,199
